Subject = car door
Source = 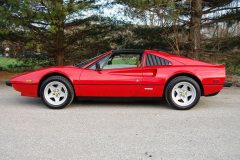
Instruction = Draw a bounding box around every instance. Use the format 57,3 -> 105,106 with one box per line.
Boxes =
79,53 -> 143,97
135,53 -> 173,97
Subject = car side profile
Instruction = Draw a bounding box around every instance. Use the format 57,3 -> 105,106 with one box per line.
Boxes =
6,50 -> 232,110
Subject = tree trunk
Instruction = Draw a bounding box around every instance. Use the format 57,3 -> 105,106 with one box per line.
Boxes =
53,0 -> 65,66
189,0 -> 202,60
55,29 -> 64,66
56,51 -> 64,66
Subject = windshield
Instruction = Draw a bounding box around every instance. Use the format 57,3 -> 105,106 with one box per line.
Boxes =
74,53 -> 106,68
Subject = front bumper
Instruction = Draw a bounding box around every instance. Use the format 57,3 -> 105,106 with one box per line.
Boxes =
5,81 -> 12,86
224,80 -> 232,87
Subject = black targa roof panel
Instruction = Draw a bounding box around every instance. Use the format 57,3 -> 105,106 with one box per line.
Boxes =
112,50 -> 145,54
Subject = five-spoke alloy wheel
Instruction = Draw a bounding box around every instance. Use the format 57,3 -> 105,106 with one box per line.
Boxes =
40,76 -> 74,109
165,76 -> 201,110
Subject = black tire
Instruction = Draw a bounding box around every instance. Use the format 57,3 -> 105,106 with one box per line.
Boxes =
165,76 -> 201,110
40,76 -> 74,109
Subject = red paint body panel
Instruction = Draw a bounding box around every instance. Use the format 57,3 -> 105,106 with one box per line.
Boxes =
9,50 -> 227,99
136,86 -> 164,97
10,66 -> 82,97
142,65 -> 225,95
12,84 -> 38,97
73,85 -> 81,96
203,85 -> 224,95
80,67 -> 143,97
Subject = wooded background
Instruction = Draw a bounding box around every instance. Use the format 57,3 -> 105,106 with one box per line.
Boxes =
0,0 -> 240,74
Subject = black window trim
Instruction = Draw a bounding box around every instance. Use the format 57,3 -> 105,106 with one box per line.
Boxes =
145,53 -> 172,66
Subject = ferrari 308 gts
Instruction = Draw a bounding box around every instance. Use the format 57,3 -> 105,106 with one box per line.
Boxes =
6,50 -> 232,110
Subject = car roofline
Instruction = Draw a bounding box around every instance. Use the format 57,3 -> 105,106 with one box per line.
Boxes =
112,49 -> 145,54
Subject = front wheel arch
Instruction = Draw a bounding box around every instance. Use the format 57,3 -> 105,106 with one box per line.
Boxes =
38,73 -> 75,97
40,76 -> 74,109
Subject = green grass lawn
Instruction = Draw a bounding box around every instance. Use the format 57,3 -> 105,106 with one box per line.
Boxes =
0,57 -> 19,68
0,57 -> 44,72
112,59 -> 137,65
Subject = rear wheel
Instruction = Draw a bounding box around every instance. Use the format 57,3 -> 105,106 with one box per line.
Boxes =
40,76 -> 74,109
165,76 -> 201,110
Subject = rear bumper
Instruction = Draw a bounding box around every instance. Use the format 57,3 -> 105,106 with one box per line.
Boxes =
224,80 -> 232,87
5,81 -> 12,86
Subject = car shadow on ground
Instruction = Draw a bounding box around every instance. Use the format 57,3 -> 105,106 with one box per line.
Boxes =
68,98 -> 171,110
14,96 -> 171,110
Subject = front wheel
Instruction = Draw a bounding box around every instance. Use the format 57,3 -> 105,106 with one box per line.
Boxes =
40,76 -> 74,109
165,76 -> 201,110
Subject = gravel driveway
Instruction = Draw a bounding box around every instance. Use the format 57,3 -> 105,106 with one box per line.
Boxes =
0,82 -> 240,160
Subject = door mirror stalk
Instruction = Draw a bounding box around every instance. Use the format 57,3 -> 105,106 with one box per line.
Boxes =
95,62 -> 102,71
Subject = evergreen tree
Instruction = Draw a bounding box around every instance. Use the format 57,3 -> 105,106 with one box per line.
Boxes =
115,0 -> 240,59
0,0 -> 117,66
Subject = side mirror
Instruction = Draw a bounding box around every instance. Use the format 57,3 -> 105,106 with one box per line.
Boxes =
95,62 -> 102,71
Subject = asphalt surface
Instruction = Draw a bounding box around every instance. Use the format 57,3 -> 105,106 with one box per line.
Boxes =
0,82 -> 240,160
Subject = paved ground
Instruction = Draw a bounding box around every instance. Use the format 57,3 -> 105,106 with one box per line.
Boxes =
0,82 -> 240,160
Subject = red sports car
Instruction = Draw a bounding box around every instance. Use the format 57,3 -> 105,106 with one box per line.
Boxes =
6,50 -> 232,110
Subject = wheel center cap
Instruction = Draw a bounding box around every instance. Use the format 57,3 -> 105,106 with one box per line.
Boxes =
182,92 -> 186,96
55,92 -> 59,96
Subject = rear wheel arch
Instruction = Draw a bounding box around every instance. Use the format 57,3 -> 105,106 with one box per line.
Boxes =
38,73 -> 75,97
163,73 -> 204,97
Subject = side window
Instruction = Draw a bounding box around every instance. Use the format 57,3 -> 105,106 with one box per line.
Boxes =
88,55 -> 110,70
145,53 -> 172,66
104,54 -> 141,69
